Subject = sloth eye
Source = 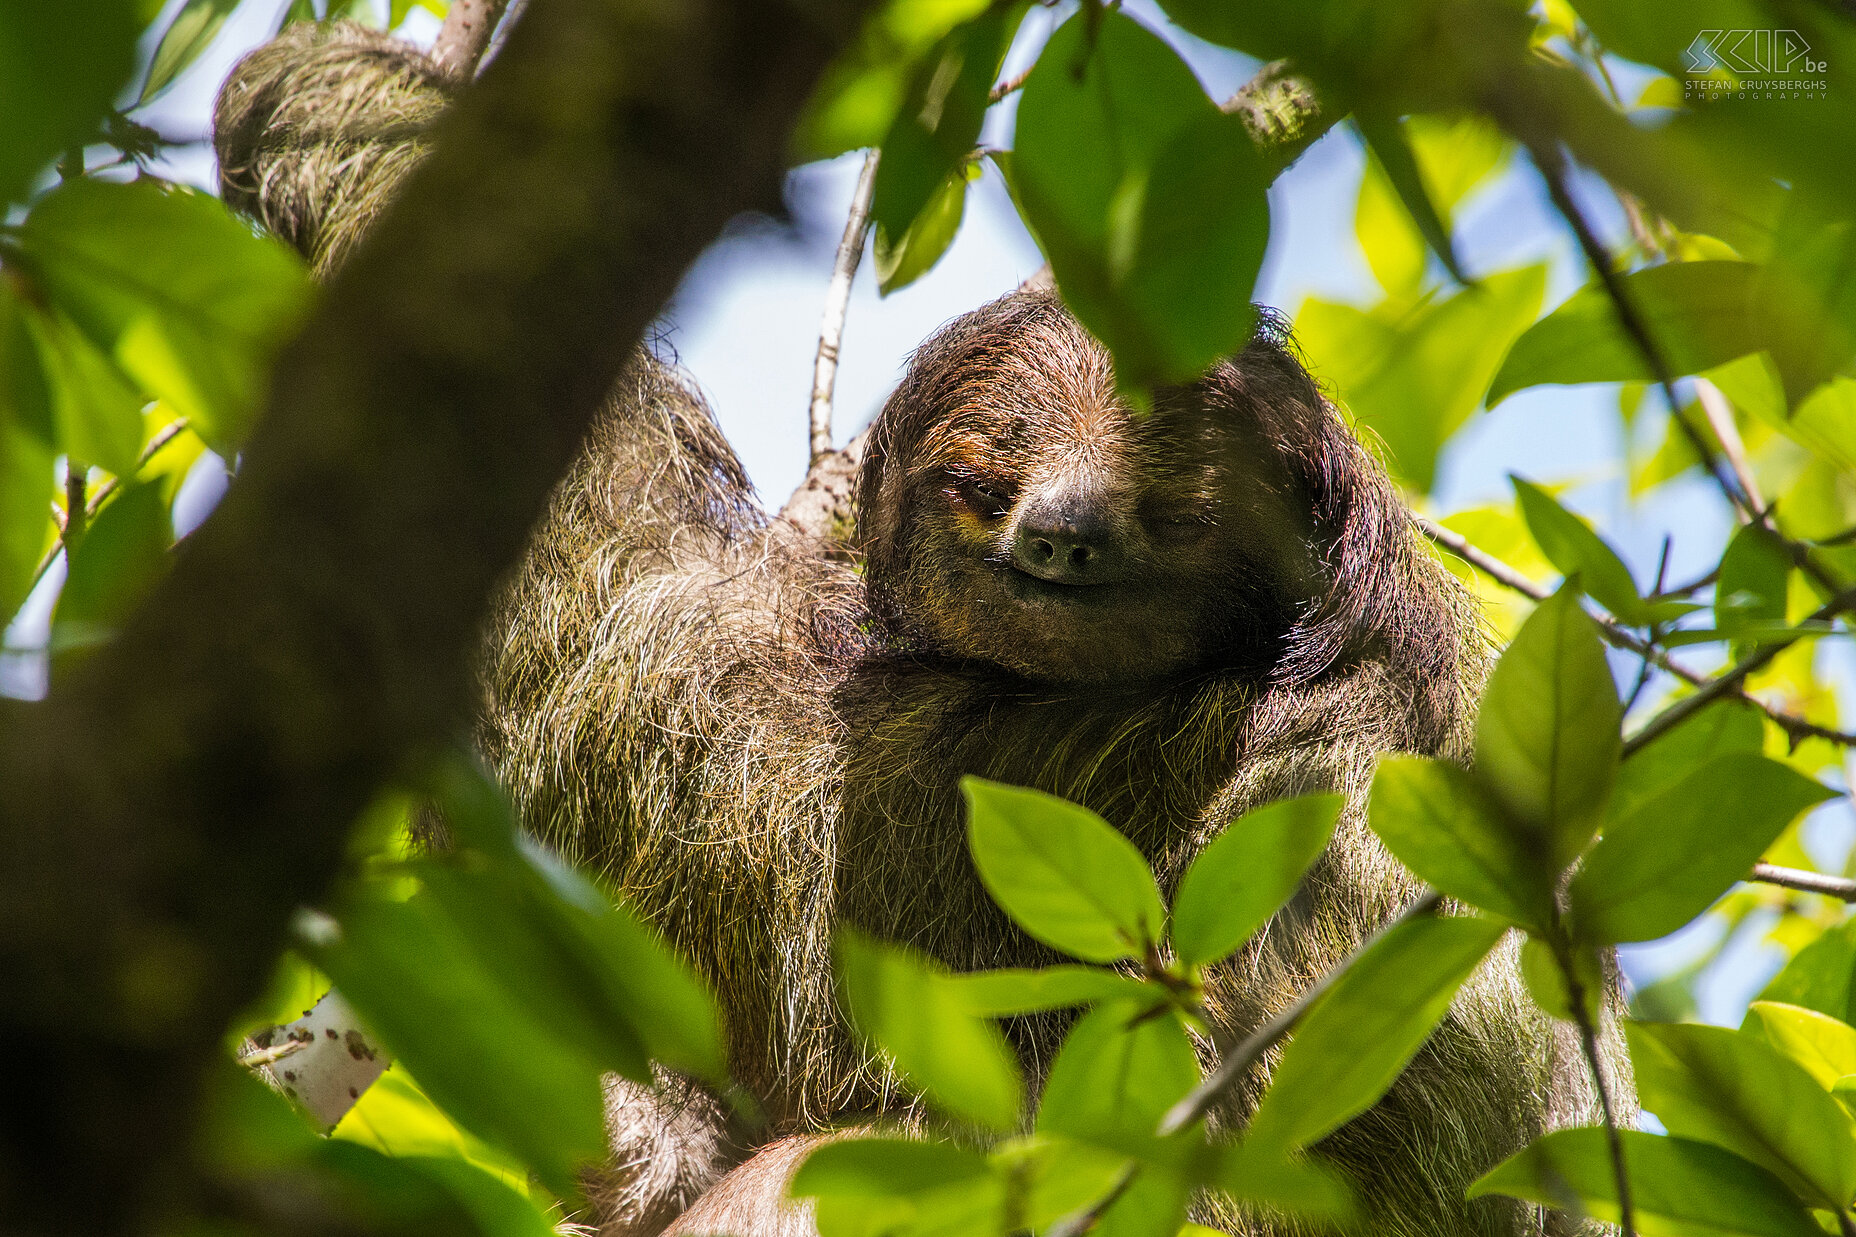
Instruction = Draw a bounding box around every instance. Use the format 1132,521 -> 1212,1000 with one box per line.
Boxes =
952,474 -> 1012,519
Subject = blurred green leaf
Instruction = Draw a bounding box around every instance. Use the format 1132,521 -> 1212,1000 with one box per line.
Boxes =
333,1067 -> 530,1190
139,0 -> 241,103
1743,1001 -> 1856,1091
1369,757 -> 1551,930
1518,935 -> 1602,1024
1488,262 -> 1765,406
1355,114 -> 1507,298
390,0 -> 449,24
1470,1127 -> 1823,1237
1629,1019 -> 1856,1209
836,928 -> 1023,1132
0,389 -> 55,625
21,304 -> 145,476
794,0 -> 992,159
51,480 -> 169,674
16,178 -> 313,455
1569,753 -> 1834,944
1610,699 -> 1764,823
1475,582 -> 1622,865
1212,1142 -> 1355,1223
1354,112 -> 1463,284
1761,919 -> 1856,1029
963,777 -> 1165,963
1716,522 -> 1791,657
0,1 -> 140,207
871,9 -> 1013,252
308,892 -> 609,1197
875,158 -> 977,295
1511,481 -> 1645,624
1297,264 -> 1545,492
1246,914 -> 1507,1152
950,964 -> 1152,1016
1169,793 -> 1343,968
1013,11 -> 1269,387
1035,1000 -> 1198,1147
992,1136 -> 1130,1231
791,1137 -> 995,1211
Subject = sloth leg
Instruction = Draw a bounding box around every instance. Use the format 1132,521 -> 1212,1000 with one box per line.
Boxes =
659,1135 -> 827,1237
582,1071 -> 747,1237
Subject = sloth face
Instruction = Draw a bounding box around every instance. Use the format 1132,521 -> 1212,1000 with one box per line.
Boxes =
858,292 -> 1329,685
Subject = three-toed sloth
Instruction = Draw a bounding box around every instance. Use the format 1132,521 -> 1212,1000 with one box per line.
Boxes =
218,22 -> 1613,1237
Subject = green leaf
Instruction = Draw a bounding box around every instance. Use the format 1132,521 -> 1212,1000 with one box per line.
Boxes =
793,0 -> 992,159
424,758 -> 728,1086
332,1068 -> 531,1190
792,1137 -> 993,1199
1354,112 -> 1463,284
1470,1127 -> 1824,1237
21,305 -> 145,476
1629,1020 -> 1856,1209
1511,481 -> 1646,624
992,1136 -> 1130,1231
1760,919 -> 1856,1028
1295,264 -> 1545,492
307,892 -> 609,1197
870,9 -> 1013,250
0,315 -> 56,622
140,0 -> 242,103
1518,936 -> 1602,1024
1169,793 -> 1343,968
1212,1142 -> 1355,1223
950,965 -> 1153,1016
835,929 -> 1023,1132
1035,1000 -> 1199,1147
1013,11 -> 1269,386
1245,914 -> 1507,1152
1569,753 -> 1835,944
1716,523 -> 1791,658
1368,757 -> 1552,930
1743,1001 -> 1856,1091
17,178 -> 313,455
963,777 -> 1165,963
875,159 -> 977,295
51,481 -> 169,676
1487,262 -> 1764,406
1611,699 -> 1764,824
0,1 -> 140,207
1474,582 -> 1622,865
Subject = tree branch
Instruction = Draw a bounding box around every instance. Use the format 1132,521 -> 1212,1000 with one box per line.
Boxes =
1751,863 -> 1856,903
808,148 -> 878,466
430,0 -> 511,76
0,0 -> 865,1227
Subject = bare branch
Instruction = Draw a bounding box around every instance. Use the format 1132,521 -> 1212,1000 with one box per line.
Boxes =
809,149 -> 879,467
430,0 -> 511,77
1752,863 -> 1856,903
1418,516 -> 1856,751
1693,377 -> 1765,518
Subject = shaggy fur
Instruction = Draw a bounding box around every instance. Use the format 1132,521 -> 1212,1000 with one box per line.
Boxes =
215,25 -> 1623,1237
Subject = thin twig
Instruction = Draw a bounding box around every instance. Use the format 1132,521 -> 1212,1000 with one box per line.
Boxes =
1750,863 -> 1856,902
25,421 -> 193,599
1620,538 -> 1671,716
62,462 -> 87,556
808,149 -> 879,466
988,66 -> 1032,102
1563,956 -> 1635,1237
1418,517 -> 1856,750
430,0 -> 510,77
236,1034 -> 312,1068
1693,378 -> 1765,519
1622,583 -> 1856,758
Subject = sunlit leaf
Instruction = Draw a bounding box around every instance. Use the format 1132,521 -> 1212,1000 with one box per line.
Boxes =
1629,1020 -> 1856,1209
21,305 -> 145,476
950,965 -> 1153,1016
875,158 -> 977,295
16,178 -> 313,455
140,0 -> 242,103
0,0 -> 140,206
1569,753 -> 1834,944
333,1068 -> 533,1196
1716,522 -> 1791,657
1743,1001 -> 1856,1091
1518,935 -> 1602,1024
1354,112 -> 1463,283
0,293 -> 56,623
51,481 -> 169,677
1610,699 -> 1763,823
1035,1000 -> 1199,1147
794,0 -> 992,159
992,1136 -> 1130,1231
1760,918 -> 1856,1029
1169,793 -> 1342,968
963,777 -> 1165,963
1511,481 -> 1645,624
1471,1127 -> 1823,1237
1475,582 -> 1621,865
1369,757 -> 1551,930
836,929 -> 1023,1132
1245,914 -> 1507,1152
1013,11 -> 1269,386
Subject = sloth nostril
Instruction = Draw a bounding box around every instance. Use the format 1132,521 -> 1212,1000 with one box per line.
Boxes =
1068,545 -> 1091,569
1031,537 -> 1055,562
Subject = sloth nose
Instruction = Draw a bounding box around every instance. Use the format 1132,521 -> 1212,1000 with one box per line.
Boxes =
1012,494 -> 1124,584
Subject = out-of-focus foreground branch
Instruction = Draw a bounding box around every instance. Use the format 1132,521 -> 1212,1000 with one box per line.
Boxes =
0,0 -> 862,1229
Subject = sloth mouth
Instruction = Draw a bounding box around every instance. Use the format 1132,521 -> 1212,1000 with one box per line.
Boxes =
1001,565 -> 1122,605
